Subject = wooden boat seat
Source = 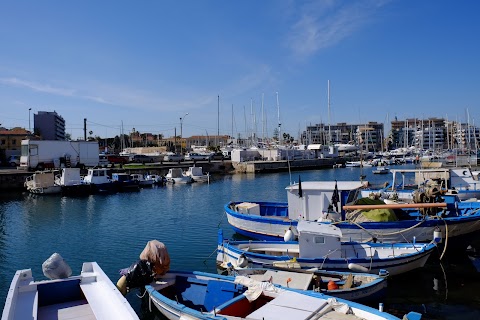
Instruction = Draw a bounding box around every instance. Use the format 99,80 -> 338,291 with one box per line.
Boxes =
341,274 -> 354,289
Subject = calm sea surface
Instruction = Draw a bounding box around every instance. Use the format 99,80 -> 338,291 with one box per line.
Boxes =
1,165 -> 479,319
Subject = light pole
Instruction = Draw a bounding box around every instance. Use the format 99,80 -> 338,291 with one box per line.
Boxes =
28,108 -> 32,133
180,113 -> 189,151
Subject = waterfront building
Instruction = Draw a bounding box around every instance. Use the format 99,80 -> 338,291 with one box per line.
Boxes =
34,111 -> 66,140
0,127 -> 31,162
302,122 -> 384,152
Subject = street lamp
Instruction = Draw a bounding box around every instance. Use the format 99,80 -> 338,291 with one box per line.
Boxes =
180,113 -> 189,139
180,113 -> 189,152
28,108 -> 32,133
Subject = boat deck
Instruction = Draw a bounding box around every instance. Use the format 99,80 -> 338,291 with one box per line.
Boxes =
38,299 -> 95,320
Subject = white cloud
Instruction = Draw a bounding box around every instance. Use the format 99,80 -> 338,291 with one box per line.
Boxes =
286,1 -> 389,59
0,77 -> 75,96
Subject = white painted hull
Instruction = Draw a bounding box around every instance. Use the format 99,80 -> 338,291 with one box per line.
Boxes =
217,241 -> 434,276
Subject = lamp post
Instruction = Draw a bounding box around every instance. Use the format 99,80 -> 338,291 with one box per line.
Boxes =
180,113 -> 189,151
28,108 -> 32,133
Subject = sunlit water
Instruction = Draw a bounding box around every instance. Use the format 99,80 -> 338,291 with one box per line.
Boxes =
1,165 -> 479,319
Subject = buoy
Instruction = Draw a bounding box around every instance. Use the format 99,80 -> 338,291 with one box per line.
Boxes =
348,263 -> 369,273
284,228 -> 294,242
327,280 -> 339,290
236,254 -> 248,268
433,228 -> 443,243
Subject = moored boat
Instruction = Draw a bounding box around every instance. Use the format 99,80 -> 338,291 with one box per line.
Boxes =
55,167 -> 93,196
24,170 -> 62,195
130,173 -> 154,187
2,254 -> 138,320
217,221 -> 436,276
112,172 -> 140,191
145,270 -> 419,320
224,180 -> 480,246
184,166 -> 210,183
165,168 -> 193,184
229,267 -> 388,303
372,166 -> 389,174
83,167 -> 119,193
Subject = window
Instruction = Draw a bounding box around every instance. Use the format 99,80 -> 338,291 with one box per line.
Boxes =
313,236 -> 325,244
1,140 -> 5,145
12,139 -> 16,145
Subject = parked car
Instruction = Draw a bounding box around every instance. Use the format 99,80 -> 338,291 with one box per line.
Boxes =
7,155 -> 20,167
163,152 -> 184,162
130,154 -> 154,163
210,152 -> 224,160
184,152 -> 210,161
107,154 -> 129,164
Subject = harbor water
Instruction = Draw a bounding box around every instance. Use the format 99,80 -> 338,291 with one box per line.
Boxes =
1,165 -> 480,319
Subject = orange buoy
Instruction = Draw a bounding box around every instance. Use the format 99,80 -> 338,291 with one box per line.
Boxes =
327,280 -> 339,290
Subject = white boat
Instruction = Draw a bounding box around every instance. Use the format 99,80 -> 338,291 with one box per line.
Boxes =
130,173 -> 154,187
361,167 -> 480,201
230,267 -> 388,303
165,168 -> 193,184
55,168 -> 93,195
145,174 -> 166,185
83,167 -> 118,193
184,166 -> 210,183
224,179 -> 480,245
24,170 -> 62,194
217,221 -> 436,276
372,166 -> 389,174
2,256 -> 138,320
145,270 -> 418,320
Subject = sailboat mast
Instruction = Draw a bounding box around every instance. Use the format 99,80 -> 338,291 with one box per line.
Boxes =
328,80 -> 331,145
276,92 -> 281,146
217,95 -> 220,147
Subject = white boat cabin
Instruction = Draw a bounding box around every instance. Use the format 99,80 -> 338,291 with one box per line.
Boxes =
167,168 -> 184,178
83,168 -> 110,184
297,221 -> 342,259
56,168 -> 83,186
286,181 -> 366,221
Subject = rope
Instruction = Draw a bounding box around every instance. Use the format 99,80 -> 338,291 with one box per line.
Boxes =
439,218 -> 448,261
203,246 -> 219,265
338,218 -> 426,239
136,288 -> 148,299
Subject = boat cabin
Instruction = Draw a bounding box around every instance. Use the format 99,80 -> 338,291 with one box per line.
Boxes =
83,168 -> 110,184
56,168 -> 83,186
286,181 -> 366,221
297,221 -> 342,259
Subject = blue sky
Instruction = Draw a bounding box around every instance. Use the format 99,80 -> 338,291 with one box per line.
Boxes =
1,1 -> 479,141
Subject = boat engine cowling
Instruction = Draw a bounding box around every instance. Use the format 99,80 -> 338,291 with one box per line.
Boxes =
42,252 -> 72,280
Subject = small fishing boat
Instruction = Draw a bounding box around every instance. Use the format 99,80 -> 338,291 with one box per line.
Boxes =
229,267 -> 388,303
112,172 -> 140,191
130,173 -> 154,187
55,167 -> 93,196
24,170 -> 62,195
165,168 -> 193,184
372,166 -> 389,174
217,221 -> 436,276
224,179 -> 480,245
145,174 -> 166,186
83,167 -> 119,193
145,270 -> 419,320
184,166 -> 210,183
2,254 -> 138,320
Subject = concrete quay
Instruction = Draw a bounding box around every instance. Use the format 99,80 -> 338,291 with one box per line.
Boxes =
232,158 -> 343,173
0,161 -> 234,191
